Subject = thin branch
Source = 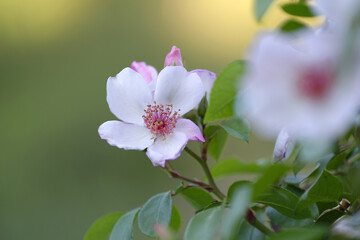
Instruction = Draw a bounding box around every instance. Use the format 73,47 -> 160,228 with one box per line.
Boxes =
163,166 -> 213,191
184,147 -> 226,200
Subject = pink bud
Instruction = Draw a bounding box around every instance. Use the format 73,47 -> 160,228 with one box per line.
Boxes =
165,46 -> 183,66
130,61 -> 158,84
154,224 -> 170,240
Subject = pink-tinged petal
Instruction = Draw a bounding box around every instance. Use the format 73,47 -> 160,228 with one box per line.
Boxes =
130,61 -> 158,84
191,69 -> 217,102
175,118 -> 205,142
99,120 -> 154,150
107,67 -> 153,125
165,46 -> 183,66
154,66 -> 205,116
146,132 -> 188,167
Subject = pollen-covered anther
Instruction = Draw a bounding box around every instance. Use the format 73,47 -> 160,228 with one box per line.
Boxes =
142,101 -> 180,137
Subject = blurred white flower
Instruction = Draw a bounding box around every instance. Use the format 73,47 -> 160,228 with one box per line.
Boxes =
239,31 -> 360,143
315,0 -> 357,22
314,0 -> 360,37
99,66 -> 205,167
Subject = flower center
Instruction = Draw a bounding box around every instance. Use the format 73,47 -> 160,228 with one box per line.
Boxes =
142,101 -> 180,137
298,66 -> 334,100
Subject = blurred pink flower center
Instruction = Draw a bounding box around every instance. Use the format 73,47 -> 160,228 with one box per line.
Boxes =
142,101 -> 180,137
298,66 -> 333,100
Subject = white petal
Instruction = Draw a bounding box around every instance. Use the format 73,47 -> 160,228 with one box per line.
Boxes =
175,118 -> 205,142
146,132 -> 188,167
273,128 -> 295,162
315,0 -> 355,20
154,66 -> 205,116
107,68 -> 153,125
99,120 -> 154,150
191,69 -> 217,102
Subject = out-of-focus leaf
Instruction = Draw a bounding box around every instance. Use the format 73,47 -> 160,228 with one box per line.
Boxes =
280,19 -> 307,33
267,227 -> 326,240
204,61 -> 245,123
180,187 -> 215,210
220,118 -> 250,142
84,212 -> 124,240
266,207 -> 313,229
196,201 -> 223,214
284,184 -> 304,198
281,3 -> 316,17
109,208 -> 140,240
327,147 -> 355,170
220,184 -> 252,239
227,181 -> 252,203
316,209 -> 343,225
254,0 -> 274,21
211,158 -> 269,179
208,127 -> 228,160
236,211 -> 265,240
317,202 -> 338,214
296,170 -> 343,215
138,192 -> 172,237
255,187 -> 312,219
169,204 -> 181,232
184,205 -> 224,240
252,164 -> 289,200
173,181 -> 185,196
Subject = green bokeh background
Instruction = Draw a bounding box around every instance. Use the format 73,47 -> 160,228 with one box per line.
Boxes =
0,1 -> 291,239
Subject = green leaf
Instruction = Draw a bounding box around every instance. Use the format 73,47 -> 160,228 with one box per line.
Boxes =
326,147 -> 355,170
204,125 -> 219,139
266,207 -> 313,229
198,95 -> 208,119
173,181 -> 185,196
138,192 -> 173,237
255,187 -> 312,219
220,184 -> 252,240
284,184 -> 304,198
296,170 -> 343,215
184,205 -> 224,240
280,19 -> 307,33
281,3 -> 316,17
220,118 -> 250,142
169,204 -> 181,232
84,212 -> 124,240
252,164 -> 289,200
316,209 -> 343,225
208,127 -> 228,160
204,60 -> 245,123
198,201 -> 223,213
211,158 -> 269,179
227,181 -> 252,203
180,187 -> 215,210
267,227 -> 325,240
254,0 -> 274,21
237,210 -> 265,240
109,208 -> 140,240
